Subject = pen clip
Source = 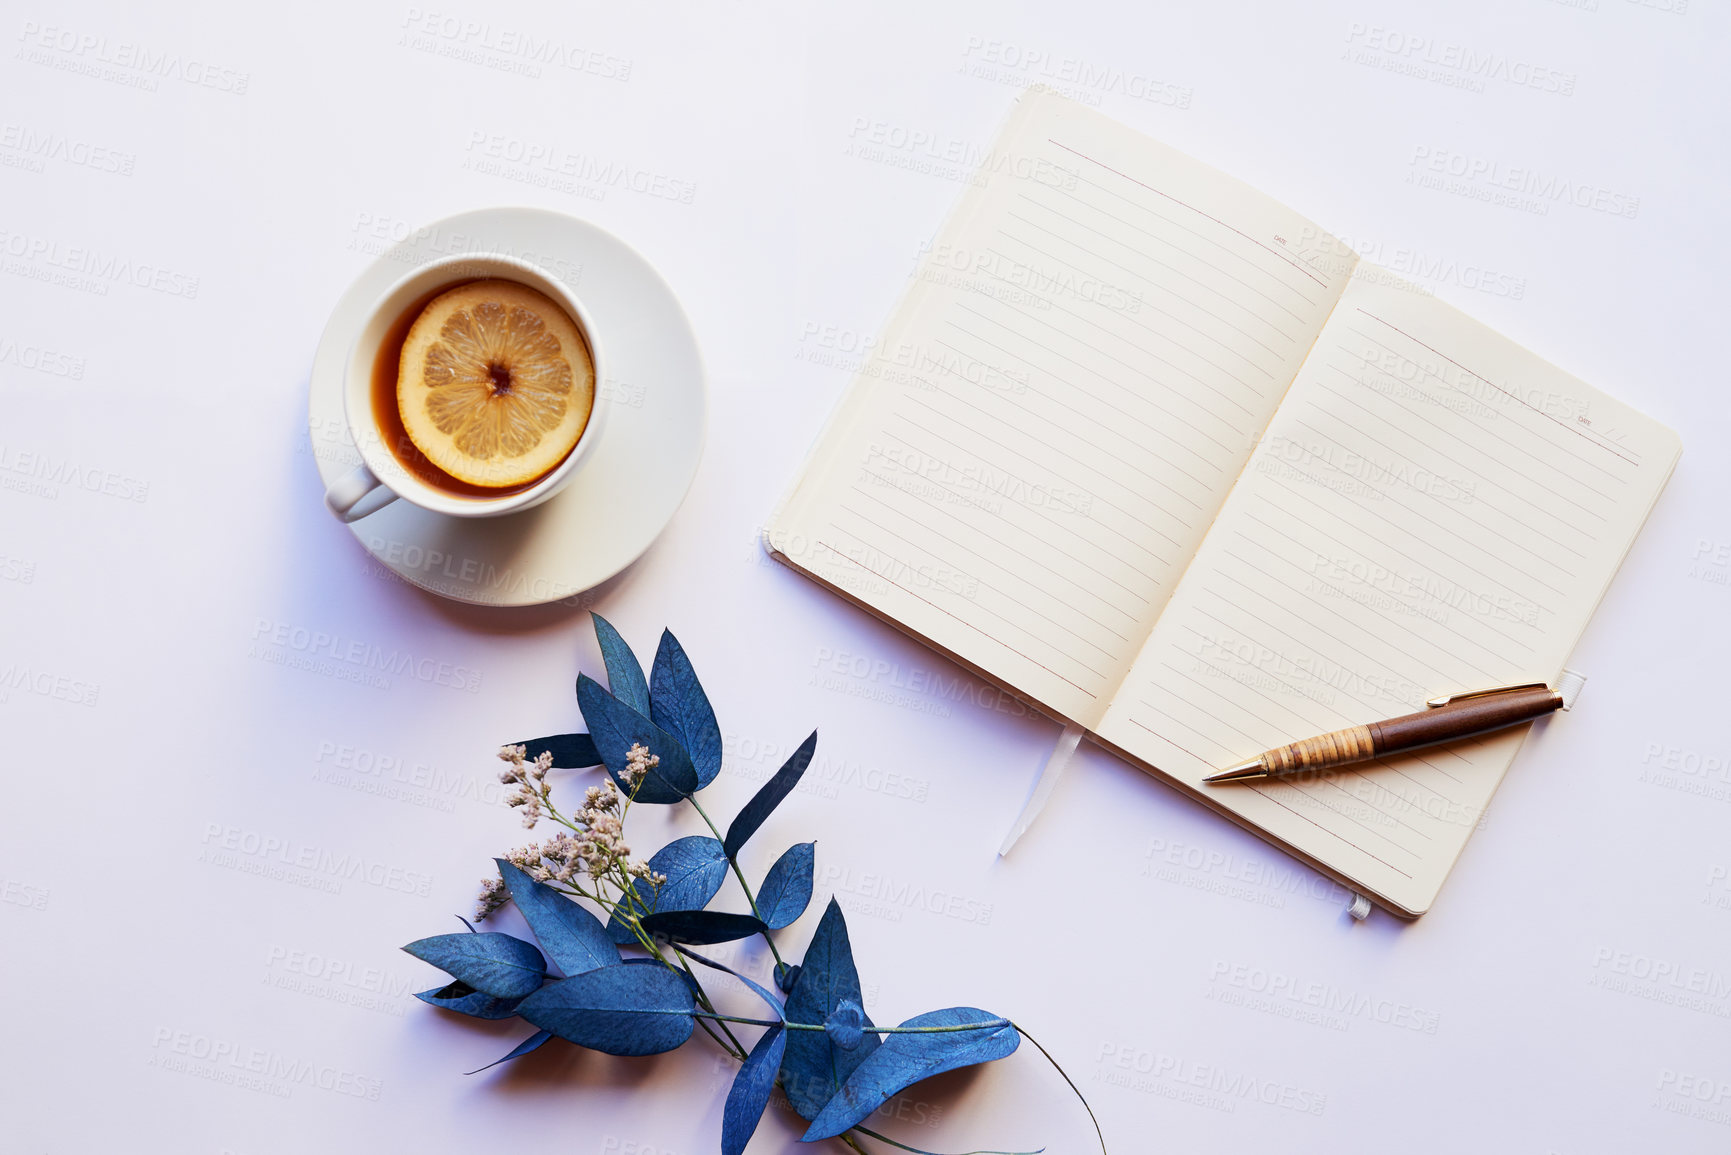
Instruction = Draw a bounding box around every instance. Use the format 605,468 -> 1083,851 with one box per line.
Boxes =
1425,682 -> 1552,708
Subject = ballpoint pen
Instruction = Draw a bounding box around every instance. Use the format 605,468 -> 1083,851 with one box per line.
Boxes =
1204,682 -> 1565,784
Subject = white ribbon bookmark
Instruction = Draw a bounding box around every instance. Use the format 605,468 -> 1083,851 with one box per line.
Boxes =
1556,668 -> 1587,711
998,721 -> 1087,857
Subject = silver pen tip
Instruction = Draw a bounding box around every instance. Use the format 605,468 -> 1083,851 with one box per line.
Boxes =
1203,759 -> 1266,785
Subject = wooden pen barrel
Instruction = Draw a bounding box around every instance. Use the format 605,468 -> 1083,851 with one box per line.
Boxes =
1259,724 -> 1376,775
1256,686 -> 1563,775
1368,686 -> 1563,751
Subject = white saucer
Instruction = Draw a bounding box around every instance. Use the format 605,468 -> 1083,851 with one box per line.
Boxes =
308,208 -> 706,606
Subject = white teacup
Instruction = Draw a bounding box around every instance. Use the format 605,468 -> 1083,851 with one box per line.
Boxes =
323,253 -> 607,522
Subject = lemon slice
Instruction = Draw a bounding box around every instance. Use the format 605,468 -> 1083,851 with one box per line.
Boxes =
398,280 -> 595,488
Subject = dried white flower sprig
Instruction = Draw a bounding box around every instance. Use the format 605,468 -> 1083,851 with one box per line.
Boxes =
622,741 -> 659,789
477,743 -> 667,924
498,743 -> 554,827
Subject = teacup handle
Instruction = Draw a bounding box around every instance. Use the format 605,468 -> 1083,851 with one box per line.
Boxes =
324,462 -> 399,523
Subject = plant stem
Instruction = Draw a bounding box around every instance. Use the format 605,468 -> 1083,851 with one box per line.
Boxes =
692,1016 -> 740,1060
686,796 -> 788,974
543,835 -> 750,1061
600,870 -> 749,1060
543,780 -> 759,1061
860,1020 -> 1011,1035
691,1011 -> 786,1028
675,951 -> 747,1059
1011,1023 -> 1105,1155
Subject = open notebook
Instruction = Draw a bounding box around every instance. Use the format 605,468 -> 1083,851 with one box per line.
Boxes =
767,88 -> 1679,916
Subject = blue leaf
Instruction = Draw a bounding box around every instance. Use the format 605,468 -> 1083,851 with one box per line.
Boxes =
513,733 -> 601,768
649,630 -> 723,787
517,963 -> 695,1056
591,612 -> 651,715
803,1009 -> 1021,1141
826,998 -> 865,1051
606,835 -> 729,944
678,946 -> 785,1019
403,932 -> 547,1000
776,964 -> 801,994
724,731 -> 816,857
780,899 -> 880,1120
648,836 -> 731,911
495,859 -> 620,976
577,674 -> 699,804
415,981 -> 525,1020
722,1023 -> 786,1155
641,910 -> 766,945
467,1029 -> 553,1074
756,842 -> 815,929
621,957 -> 703,999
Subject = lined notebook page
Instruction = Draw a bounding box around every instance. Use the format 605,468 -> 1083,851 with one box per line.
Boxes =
1096,275 -> 1681,914
768,89 -> 1356,727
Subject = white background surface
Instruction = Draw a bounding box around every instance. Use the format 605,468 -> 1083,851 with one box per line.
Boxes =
2,2 -> 1726,1152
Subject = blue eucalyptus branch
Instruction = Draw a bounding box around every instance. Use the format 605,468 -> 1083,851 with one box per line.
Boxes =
401,615 -> 1106,1155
